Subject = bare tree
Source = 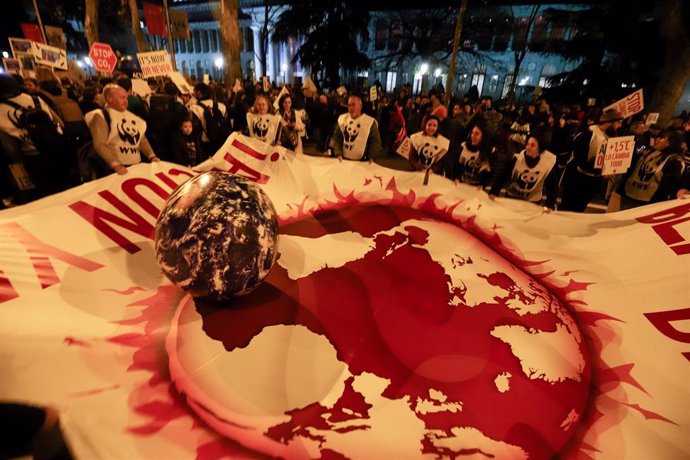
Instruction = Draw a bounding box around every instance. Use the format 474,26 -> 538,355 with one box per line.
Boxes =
127,0 -> 149,52
251,1 -> 281,78
215,0 -> 242,82
506,5 -> 540,101
649,0 -> 690,126
84,0 -> 99,49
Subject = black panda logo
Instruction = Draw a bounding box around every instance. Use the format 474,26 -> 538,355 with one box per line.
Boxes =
343,119 -> 361,151
117,118 -> 141,145
419,142 -> 440,167
637,155 -> 661,183
515,168 -> 540,192
253,117 -> 271,139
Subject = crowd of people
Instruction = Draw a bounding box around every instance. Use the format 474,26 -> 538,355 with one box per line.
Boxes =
1,67 -> 689,212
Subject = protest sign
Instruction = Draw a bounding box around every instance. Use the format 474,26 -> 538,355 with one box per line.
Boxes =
336,86 -> 347,96
45,26 -> 66,49
273,85 -> 289,111
143,2 -> 167,37
20,23 -> 44,44
131,79 -> 153,98
137,50 -> 173,77
2,58 -> 22,76
89,42 -> 117,73
170,10 -> 190,40
34,43 -> 67,70
601,135 -> 635,176
645,113 -> 659,127
8,37 -> 35,58
369,85 -> 378,101
605,89 -> 644,119
169,71 -> 194,95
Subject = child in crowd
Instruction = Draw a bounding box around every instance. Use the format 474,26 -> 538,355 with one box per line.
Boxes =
171,116 -> 203,167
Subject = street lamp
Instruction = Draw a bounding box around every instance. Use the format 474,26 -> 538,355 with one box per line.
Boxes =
281,63 -> 287,83
420,63 -> 429,75
214,57 -> 224,69
434,68 -> 442,78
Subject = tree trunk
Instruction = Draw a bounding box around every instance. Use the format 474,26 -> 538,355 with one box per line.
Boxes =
507,5 -> 539,102
218,0 -> 242,82
649,0 -> 690,127
260,1 -> 269,77
84,0 -> 99,49
128,0 -> 149,52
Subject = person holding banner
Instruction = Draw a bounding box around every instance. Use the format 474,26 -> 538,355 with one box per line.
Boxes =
278,94 -> 305,154
489,134 -> 559,210
452,123 -> 497,187
85,84 -> 159,176
408,115 -> 450,183
246,95 -> 282,147
619,130 -> 686,209
332,94 -> 382,161
559,109 -> 623,212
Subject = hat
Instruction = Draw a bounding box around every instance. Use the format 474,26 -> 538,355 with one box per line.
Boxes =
598,109 -> 623,124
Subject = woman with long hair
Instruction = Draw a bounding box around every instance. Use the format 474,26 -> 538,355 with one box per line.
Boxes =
245,95 -> 281,146
454,123 -> 497,187
278,93 -> 306,154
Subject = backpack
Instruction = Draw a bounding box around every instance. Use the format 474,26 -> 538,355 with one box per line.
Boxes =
2,95 -> 64,155
197,101 -> 230,150
77,108 -> 111,182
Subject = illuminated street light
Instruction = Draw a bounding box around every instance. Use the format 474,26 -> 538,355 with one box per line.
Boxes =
214,57 -> 224,69
434,68 -> 442,78
420,63 -> 429,74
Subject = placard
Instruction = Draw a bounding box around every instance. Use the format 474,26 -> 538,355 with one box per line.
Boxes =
2,58 -> 22,76
601,135 -> 635,176
136,50 -> 173,77
369,85 -> 377,101
131,78 -> 153,98
34,42 -> 67,70
169,71 -> 194,95
604,89 -> 644,119
8,37 -> 35,58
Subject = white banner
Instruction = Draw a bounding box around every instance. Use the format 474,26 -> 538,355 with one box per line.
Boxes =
0,133 -> 688,460
136,50 -> 173,77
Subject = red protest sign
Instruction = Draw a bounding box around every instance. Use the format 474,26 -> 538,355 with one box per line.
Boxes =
144,2 -> 167,37
89,42 -> 117,73
21,23 -> 44,44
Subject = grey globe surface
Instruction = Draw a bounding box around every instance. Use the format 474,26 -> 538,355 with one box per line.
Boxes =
155,171 -> 279,304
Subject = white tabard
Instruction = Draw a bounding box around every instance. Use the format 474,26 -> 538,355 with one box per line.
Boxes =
506,150 -> 557,202
86,108 -> 148,166
410,132 -> 450,167
246,112 -> 281,146
338,113 -> 375,160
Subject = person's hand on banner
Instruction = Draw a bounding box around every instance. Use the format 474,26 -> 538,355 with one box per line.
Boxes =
677,188 -> 689,199
114,164 -> 128,175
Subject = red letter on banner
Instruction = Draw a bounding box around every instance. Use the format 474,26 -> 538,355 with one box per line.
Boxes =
0,223 -> 104,302
70,190 -> 155,254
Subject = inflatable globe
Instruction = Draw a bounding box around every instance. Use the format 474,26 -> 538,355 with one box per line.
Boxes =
155,171 -> 278,304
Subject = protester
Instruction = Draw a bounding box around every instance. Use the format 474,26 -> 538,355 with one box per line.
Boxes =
278,93 -> 306,153
409,115 -> 450,182
246,95 -> 281,146
85,84 -> 159,176
559,109 -> 623,212
190,82 -> 230,156
490,134 -> 559,210
453,123 -> 497,186
0,74 -> 70,199
332,94 -> 382,161
171,115 -> 202,167
619,130 -> 686,209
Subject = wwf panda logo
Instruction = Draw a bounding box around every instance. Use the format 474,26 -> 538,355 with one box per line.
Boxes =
464,156 -> 481,177
343,119 -> 361,151
253,117 -> 271,140
117,118 -> 141,145
515,168 -> 540,192
7,107 -> 30,141
636,155 -> 662,183
419,142 -> 440,168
